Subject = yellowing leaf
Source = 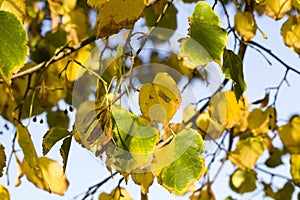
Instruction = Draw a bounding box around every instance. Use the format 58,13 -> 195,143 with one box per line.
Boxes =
234,12 -> 257,41
189,187 -> 215,200
0,0 -> 26,22
132,172 -> 154,194
229,169 -> 257,194
42,127 -> 71,155
139,72 -> 181,124
229,136 -> 266,169
281,15 -> 300,55
89,0 -> 146,38
290,154 -> 300,186
99,187 -> 132,200
0,143 -> 5,177
22,157 -> 69,195
196,111 -> 224,140
0,184 -> 10,200
264,0 -> 292,20
278,116 -> 300,154
48,0 -> 76,15
292,0 -> 300,10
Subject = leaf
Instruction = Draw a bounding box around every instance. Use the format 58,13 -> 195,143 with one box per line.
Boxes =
265,148 -> 284,168
106,106 -> 159,172
196,111 -> 224,140
132,172 -> 154,194
281,15 -> 300,55
222,50 -> 247,100
0,11 -> 28,81
278,116 -> 300,154
47,110 -> 70,129
0,143 -> 5,177
262,182 -> 276,198
229,136 -> 266,169
0,0 -> 26,22
292,0 -> 300,10
180,1 -> 228,67
229,169 -> 257,194
48,0 -> 76,15
274,181 -> 294,200
234,12 -> 257,41
209,91 -> 248,129
139,72 -> 181,124
264,0 -> 291,20
0,184 -> 10,200
153,129 -> 205,194
88,0 -> 146,38
189,187 -> 215,200
22,157 -> 69,195
98,187 -> 132,200
60,136 -> 72,172
290,154 -> 300,186
42,127 -> 71,155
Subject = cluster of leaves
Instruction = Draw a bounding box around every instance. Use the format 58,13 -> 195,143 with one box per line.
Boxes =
0,0 -> 300,199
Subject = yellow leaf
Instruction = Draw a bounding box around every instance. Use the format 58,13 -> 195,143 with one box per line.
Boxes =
132,172 -> 154,194
281,15 -> 300,55
139,72 -> 181,124
264,0 -> 292,20
99,187 -> 132,200
196,111 -> 224,140
0,143 -> 5,177
89,0 -> 146,38
234,12 -> 257,41
290,154 -> 300,186
22,157 -> 69,195
292,0 -> 300,10
0,0 -> 26,22
0,184 -> 10,200
278,116 -> 300,154
48,0 -> 76,15
189,187 -> 215,200
209,91 -> 248,129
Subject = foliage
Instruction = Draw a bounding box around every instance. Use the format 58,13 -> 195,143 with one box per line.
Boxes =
0,0 -> 300,199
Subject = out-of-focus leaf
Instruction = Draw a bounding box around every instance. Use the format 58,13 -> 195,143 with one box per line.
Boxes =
0,0 -> 26,22
60,136 -> 72,172
290,154 -> 300,186
47,110 -> 70,129
229,136 -> 266,169
42,127 -> 71,155
229,169 -> 257,194
222,50 -> 247,100
234,12 -> 257,41
281,15 -> 300,55
262,182 -> 276,198
0,143 -> 5,177
153,129 -> 204,194
275,181 -> 294,200
189,187 -> 215,200
180,1 -> 228,67
98,187 -> 132,200
0,11 -> 28,81
132,172 -> 154,194
292,0 -> 300,10
88,0 -> 146,38
265,148 -> 284,168
48,0 -> 76,15
278,116 -> 300,154
264,0 -> 292,20
0,184 -> 10,200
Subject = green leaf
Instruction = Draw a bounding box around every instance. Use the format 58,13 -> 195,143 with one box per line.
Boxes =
153,129 -> 204,194
47,110 -> 70,129
229,169 -> 257,194
265,148 -> 284,168
180,1 -> 228,67
60,136 -> 72,172
0,184 -> 10,200
280,15 -> 300,55
0,143 -> 5,177
0,11 -> 28,81
278,116 -> 300,154
290,154 -> 300,186
222,49 -> 247,101
275,181 -> 294,200
42,127 -> 71,155
229,136 -> 265,169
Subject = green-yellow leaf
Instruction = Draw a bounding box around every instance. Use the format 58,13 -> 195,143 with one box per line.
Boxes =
0,0 -> 26,22
132,172 -> 154,194
275,181 -> 294,200
234,12 -> 257,41
89,0 -> 146,38
0,184 -> 10,200
47,110 -> 70,129
265,148 -> 284,168
99,187 -> 132,200
229,136 -> 266,169
60,136 -> 72,172
180,1 -> 228,67
278,116 -> 300,154
0,143 -> 5,177
153,129 -> 204,194
189,187 -> 215,200
42,127 -> 71,155
229,169 -> 257,194
281,15 -> 300,55
222,50 -> 247,100
290,154 -> 300,186
264,0 -> 292,20
139,72 -> 181,124
0,11 -> 28,81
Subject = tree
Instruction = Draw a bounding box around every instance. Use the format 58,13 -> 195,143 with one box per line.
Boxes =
0,0 -> 300,199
